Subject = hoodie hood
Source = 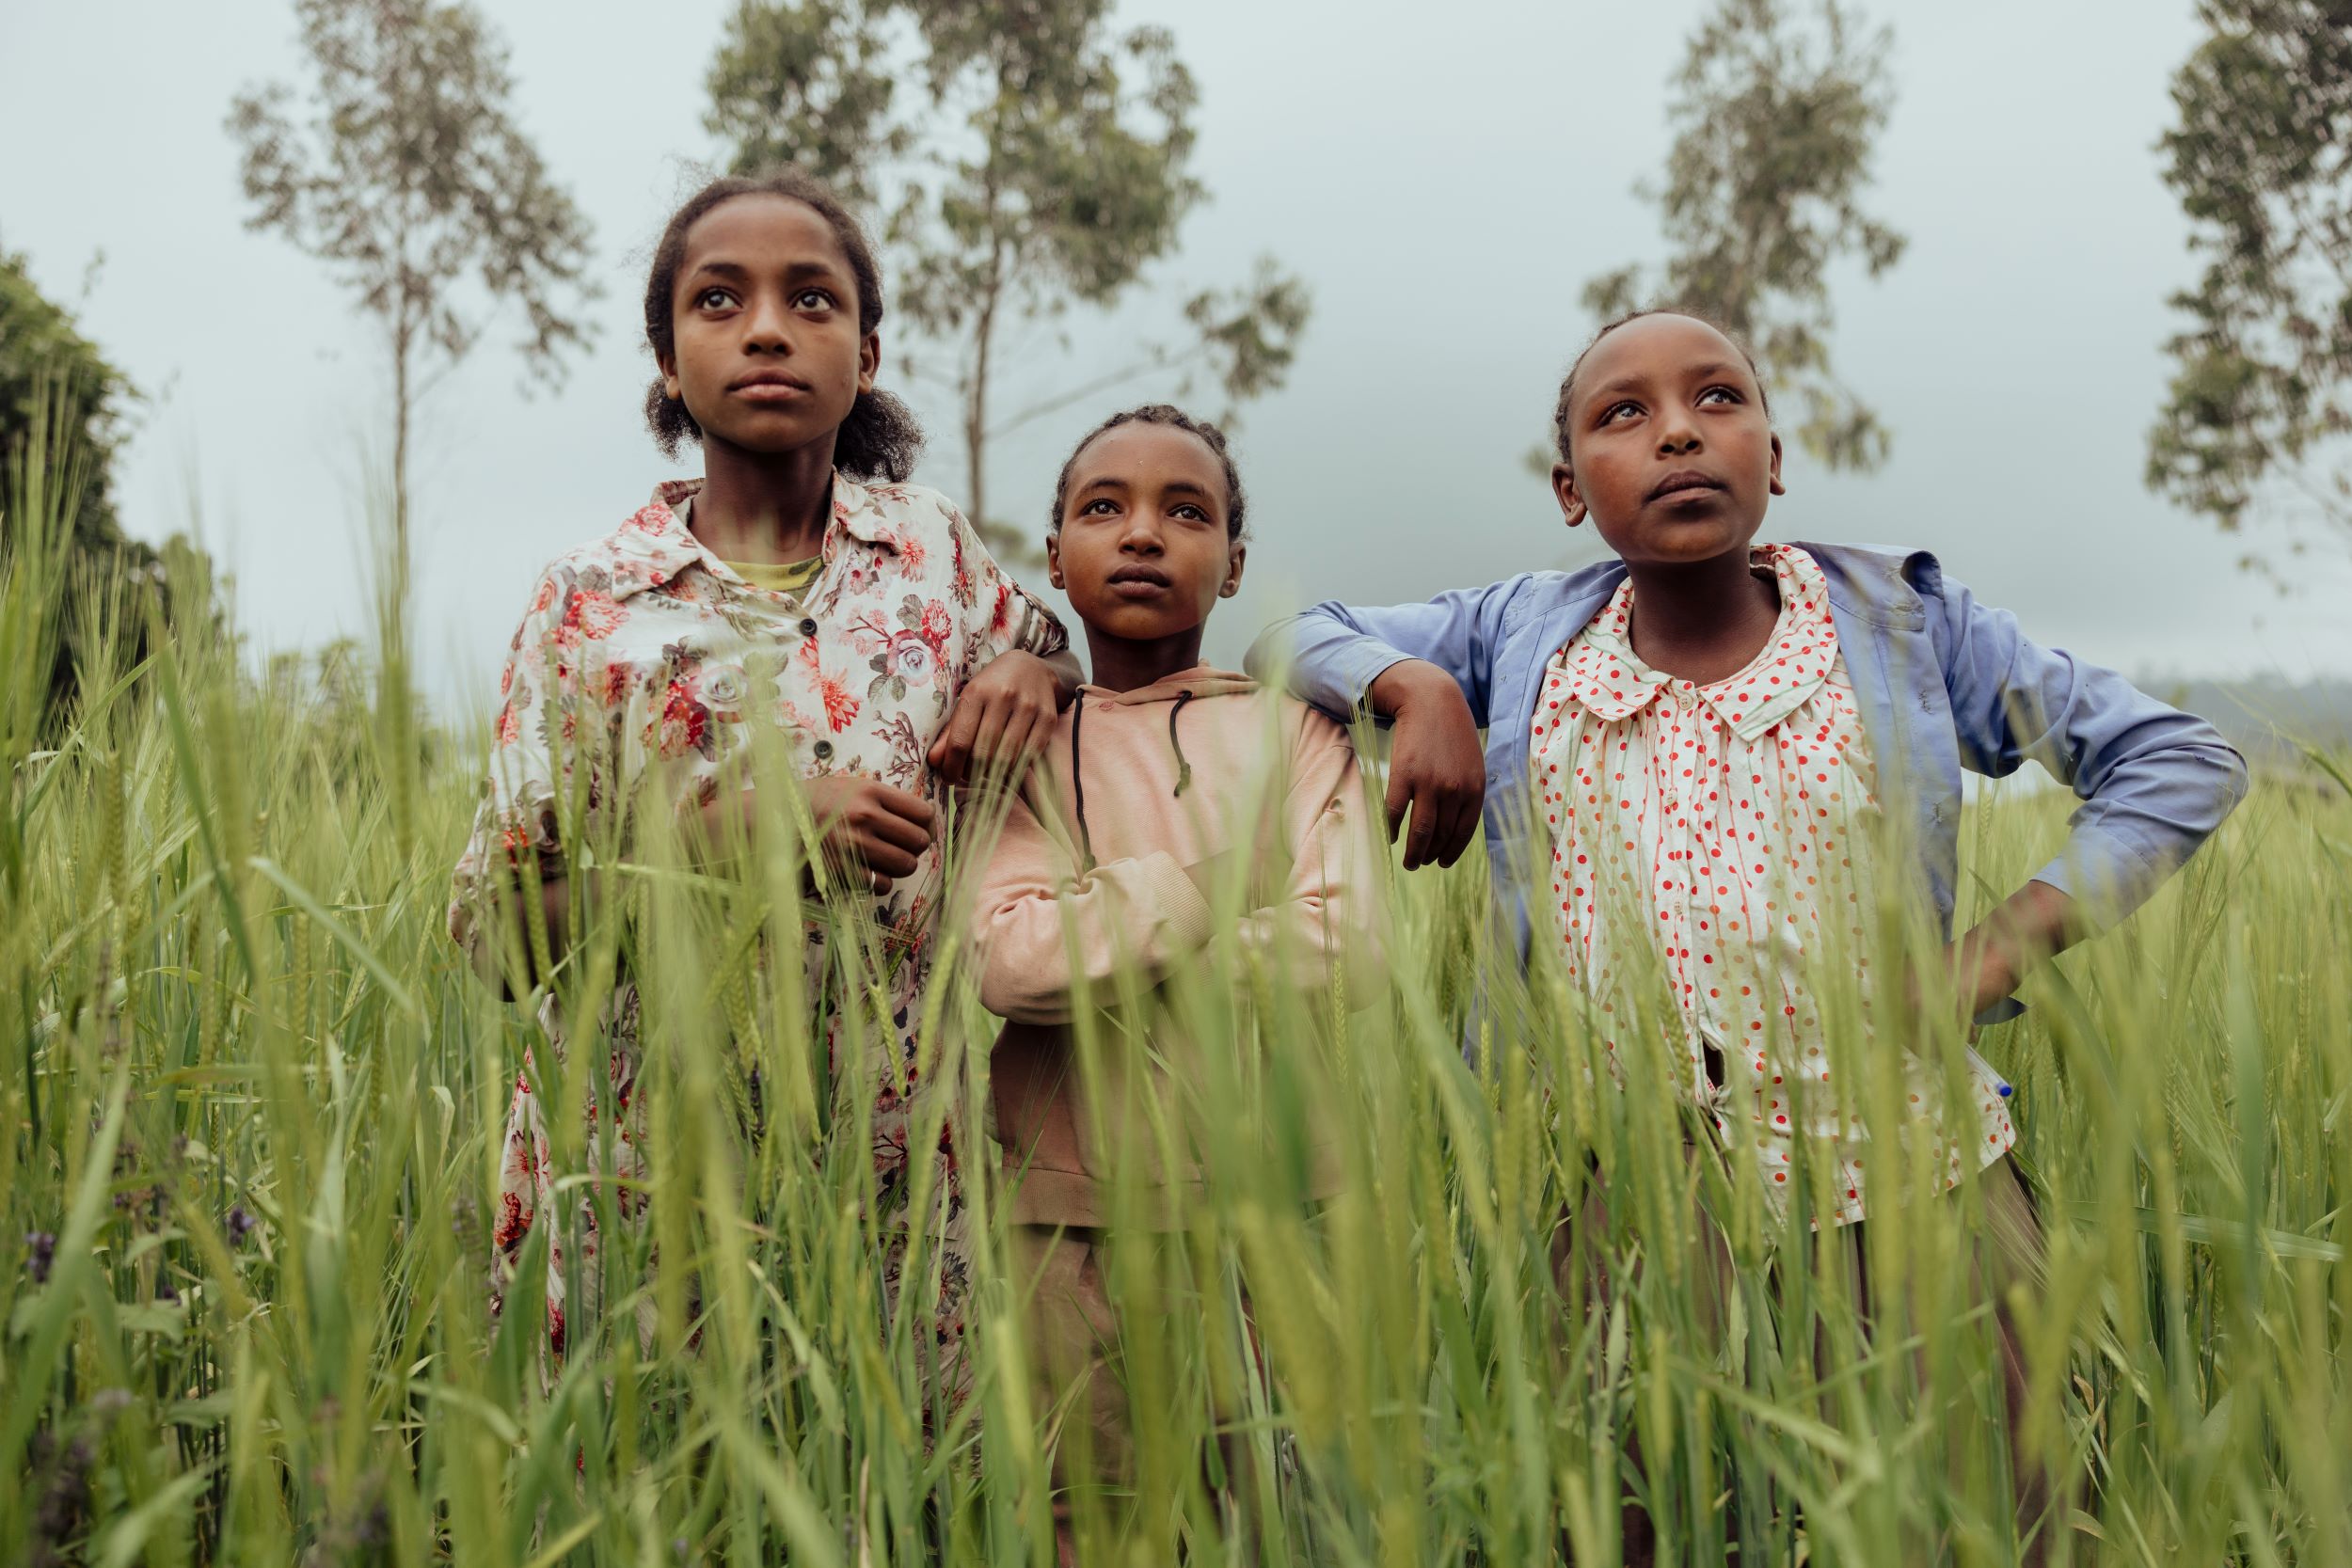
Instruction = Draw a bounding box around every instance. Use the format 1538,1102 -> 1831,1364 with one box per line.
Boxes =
1078,665 -> 1257,705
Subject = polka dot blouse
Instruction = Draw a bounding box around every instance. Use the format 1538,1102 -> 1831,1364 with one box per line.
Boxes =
1531,545 -> 2016,1227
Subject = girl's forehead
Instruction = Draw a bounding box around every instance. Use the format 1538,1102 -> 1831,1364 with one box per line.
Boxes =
1074,420 -> 1221,478
1580,314 -> 1748,392
679,194 -> 854,278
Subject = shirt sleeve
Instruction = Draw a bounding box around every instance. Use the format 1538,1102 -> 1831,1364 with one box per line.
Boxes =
967,790 -> 1216,1026
1242,576 -> 1528,728
446,566 -> 623,959
949,503 -> 1069,673
1929,567 -> 2249,926
1224,713 -> 1387,1004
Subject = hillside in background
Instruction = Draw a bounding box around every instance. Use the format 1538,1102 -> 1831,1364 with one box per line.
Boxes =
2159,674 -> 2352,760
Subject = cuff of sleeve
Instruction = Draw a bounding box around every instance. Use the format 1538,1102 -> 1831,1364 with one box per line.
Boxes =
1331,643 -> 1416,712
1136,850 -> 1216,953
2027,832 -> 2166,934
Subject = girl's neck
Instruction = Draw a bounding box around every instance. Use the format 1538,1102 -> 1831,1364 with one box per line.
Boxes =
1621,546 -> 1782,685
687,435 -> 838,563
1083,626 -> 1207,695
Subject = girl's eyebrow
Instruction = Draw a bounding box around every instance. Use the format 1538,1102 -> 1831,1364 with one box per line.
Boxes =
1073,474 -> 1130,497
683,257 -> 848,285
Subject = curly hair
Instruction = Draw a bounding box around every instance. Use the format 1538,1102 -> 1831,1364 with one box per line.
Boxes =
1047,404 -> 1248,542
642,168 -> 922,482
1551,306 -> 1771,467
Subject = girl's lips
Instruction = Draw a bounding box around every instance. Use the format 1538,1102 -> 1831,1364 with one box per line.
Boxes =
731,381 -> 810,404
1648,469 -> 1725,502
1105,577 -> 1172,599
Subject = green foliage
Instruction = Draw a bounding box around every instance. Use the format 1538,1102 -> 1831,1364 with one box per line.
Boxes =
0,259 -> 222,733
3,435 -> 2350,1564
2149,1 -> 2352,563
706,0 -> 1311,553
0,249 -> 133,550
1585,0 -> 1907,472
226,0 -> 598,549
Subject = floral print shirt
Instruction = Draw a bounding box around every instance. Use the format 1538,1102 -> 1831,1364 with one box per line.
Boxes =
1531,545 -> 2015,1228
448,472 -> 1066,1354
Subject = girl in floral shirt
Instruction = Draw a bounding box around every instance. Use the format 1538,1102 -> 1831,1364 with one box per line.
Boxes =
449,169 -> 1075,1378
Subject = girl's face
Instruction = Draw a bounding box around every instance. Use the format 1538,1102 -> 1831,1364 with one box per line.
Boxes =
1551,313 -> 1784,565
660,194 -> 877,460
1048,423 -> 1245,646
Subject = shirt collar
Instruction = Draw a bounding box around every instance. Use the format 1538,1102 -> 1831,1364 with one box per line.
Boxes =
1554,546 -> 1841,741
604,471 -> 898,599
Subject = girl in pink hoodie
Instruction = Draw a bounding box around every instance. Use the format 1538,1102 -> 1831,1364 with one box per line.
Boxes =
968,404 -> 1382,1551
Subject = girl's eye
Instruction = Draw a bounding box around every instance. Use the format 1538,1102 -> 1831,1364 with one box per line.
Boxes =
1079,499 -> 1120,516
695,287 -> 736,310
1171,504 -> 1208,522
793,288 -> 834,310
1698,386 -> 1740,405
1601,400 -> 1644,424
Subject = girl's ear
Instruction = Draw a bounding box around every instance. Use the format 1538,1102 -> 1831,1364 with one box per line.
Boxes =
1551,461 -> 1588,529
1219,541 -> 1248,598
658,348 -> 681,403
858,330 -> 880,395
1045,531 -> 1064,591
1768,431 -> 1786,497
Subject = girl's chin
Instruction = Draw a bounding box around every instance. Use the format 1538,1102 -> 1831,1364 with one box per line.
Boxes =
1080,606 -> 1208,641
1620,519 -> 1760,561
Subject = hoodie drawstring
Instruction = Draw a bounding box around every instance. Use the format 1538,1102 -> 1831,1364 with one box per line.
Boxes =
1069,687 -> 1199,874
1168,689 -> 1195,797
1070,695 -> 1097,873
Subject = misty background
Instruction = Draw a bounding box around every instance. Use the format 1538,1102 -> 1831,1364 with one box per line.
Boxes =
6,0 -> 2350,725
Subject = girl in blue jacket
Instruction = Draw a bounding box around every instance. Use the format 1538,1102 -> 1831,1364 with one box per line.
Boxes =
1248,307 -> 2246,1562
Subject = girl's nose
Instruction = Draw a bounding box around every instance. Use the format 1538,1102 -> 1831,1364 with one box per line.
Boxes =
1119,515 -> 1164,552
741,293 -> 794,352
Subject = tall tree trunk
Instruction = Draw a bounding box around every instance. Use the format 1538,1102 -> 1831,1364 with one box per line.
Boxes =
391,318 -> 411,576
963,182 -> 1007,529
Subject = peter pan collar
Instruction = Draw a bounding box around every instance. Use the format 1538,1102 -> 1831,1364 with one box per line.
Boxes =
1555,546 -> 1840,743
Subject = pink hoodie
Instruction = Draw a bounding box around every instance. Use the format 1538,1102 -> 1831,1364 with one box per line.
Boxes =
968,667 -> 1382,1226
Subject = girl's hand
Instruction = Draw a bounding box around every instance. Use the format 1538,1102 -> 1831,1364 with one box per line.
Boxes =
803,775 -> 936,894
929,650 -> 1066,787
1369,659 -> 1485,870
1936,879 -> 2080,1022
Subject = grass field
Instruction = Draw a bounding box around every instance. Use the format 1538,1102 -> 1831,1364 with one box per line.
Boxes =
3,443 -> 2348,1568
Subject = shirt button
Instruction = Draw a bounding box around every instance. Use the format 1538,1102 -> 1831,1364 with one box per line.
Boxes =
813,739 -> 834,761
798,616 -> 819,638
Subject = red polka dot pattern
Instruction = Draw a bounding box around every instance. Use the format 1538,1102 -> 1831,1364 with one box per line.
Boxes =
1530,546 -> 2018,1227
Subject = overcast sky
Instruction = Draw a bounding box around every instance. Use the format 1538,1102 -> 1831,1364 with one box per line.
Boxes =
6,0 -> 2350,719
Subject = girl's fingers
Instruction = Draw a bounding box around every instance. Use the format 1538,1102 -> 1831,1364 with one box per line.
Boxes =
928,698 -> 981,780
860,837 -> 921,879
1403,791 -> 1438,870
1000,707 -> 1048,781
869,783 -> 938,829
965,694 -> 1012,774
866,808 -> 933,856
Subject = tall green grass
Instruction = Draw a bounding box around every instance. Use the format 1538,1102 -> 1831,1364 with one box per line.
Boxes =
2,420 -> 2345,1566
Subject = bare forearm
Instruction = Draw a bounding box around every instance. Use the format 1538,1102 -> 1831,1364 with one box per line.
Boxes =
1041,646 -> 1084,709
1952,879 -> 2082,1017
1366,658 -> 1457,722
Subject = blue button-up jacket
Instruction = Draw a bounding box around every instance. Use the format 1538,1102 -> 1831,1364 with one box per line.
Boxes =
1247,544 -> 2249,965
